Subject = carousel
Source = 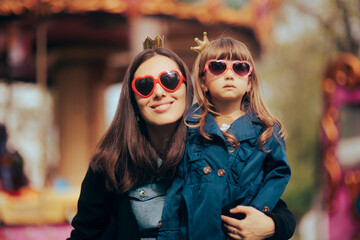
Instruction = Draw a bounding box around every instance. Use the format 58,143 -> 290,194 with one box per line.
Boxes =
0,0 -> 280,228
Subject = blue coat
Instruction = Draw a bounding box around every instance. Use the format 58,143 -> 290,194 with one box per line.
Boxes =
158,104 -> 291,240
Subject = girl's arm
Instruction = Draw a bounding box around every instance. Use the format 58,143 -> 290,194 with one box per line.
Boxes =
221,199 -> 296,240
67,167 -> 113,240
251,125 -> 291,211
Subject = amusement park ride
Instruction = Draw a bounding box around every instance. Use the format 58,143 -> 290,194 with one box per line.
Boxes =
0,0 -> 281,227
0,1 -> 359,239
321,53 -> 360,239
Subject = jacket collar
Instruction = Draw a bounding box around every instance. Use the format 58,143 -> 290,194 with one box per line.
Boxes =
185,103 -> 262,142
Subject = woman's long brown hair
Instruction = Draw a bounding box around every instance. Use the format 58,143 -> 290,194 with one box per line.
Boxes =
90,48 -> 194,192
191,37 -> 286,151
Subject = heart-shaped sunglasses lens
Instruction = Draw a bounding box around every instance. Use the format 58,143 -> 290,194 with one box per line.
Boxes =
232,62 -> 251,77
160,71 -> 180,90
134,77 -> 154,97
208,61 -> 227,75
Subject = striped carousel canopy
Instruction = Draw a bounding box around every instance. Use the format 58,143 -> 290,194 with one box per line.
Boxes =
0,0 -> 280,46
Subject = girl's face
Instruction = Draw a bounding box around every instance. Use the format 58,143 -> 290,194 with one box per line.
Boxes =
133,55 -> 186,130
202,59 -> 251,104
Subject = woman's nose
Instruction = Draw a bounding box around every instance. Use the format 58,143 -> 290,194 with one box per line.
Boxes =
152,83 -> 166,97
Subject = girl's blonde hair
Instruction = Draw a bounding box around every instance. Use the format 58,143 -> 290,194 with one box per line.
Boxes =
190,36 -> 286,151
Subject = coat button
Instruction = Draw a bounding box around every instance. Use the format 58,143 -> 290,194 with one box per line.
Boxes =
217,169 -> 225,177
203,166 -> 212,175
139,190 -> 146,198
263,206 -> 270,212
158,221 -> 162,228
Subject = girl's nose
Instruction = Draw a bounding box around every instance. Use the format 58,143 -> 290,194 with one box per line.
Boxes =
152,83 -> 166,97
224,69 -> 235,80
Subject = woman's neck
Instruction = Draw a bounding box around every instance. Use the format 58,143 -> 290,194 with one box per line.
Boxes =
146,123 -> 177,154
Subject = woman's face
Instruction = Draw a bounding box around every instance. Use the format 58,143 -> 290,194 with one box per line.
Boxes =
133,55 -> 186,130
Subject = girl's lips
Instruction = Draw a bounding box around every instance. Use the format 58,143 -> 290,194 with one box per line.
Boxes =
223,84 -> 235,88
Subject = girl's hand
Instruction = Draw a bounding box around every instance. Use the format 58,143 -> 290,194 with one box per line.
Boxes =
221,205 -> 275,240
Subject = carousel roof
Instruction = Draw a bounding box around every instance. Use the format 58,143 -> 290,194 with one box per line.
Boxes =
0,0 -> 280,46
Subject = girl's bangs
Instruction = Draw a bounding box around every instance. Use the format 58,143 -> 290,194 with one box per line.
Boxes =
205,43 -> 250,62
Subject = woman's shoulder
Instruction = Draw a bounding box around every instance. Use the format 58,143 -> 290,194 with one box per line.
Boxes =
81,165 -> 109,189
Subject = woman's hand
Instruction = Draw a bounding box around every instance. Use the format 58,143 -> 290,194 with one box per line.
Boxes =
221,205 -> 275,240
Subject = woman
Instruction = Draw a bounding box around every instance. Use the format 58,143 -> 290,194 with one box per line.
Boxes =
67,47 -> 295,240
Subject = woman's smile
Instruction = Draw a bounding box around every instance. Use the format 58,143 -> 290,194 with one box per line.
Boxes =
150,100 -> 174,112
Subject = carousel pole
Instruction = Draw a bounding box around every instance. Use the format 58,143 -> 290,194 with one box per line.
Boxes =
36,20 -> 48,189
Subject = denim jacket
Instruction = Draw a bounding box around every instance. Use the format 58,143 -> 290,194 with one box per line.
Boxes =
158,104 -> 291,240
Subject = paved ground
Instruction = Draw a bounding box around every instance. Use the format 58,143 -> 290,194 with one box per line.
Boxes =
0,224 -> 72,240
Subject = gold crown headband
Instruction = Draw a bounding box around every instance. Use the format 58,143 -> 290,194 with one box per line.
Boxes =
142,32 -> 209,52
190,32 -> 210,53
143,35 -> 164,50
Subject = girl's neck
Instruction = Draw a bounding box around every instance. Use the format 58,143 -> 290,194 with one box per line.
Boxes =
213,99 -> 244,118
212,100 -> 244,128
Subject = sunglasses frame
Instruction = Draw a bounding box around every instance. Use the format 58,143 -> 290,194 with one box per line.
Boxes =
203,59 -> 253,78
132,69 -> 186,98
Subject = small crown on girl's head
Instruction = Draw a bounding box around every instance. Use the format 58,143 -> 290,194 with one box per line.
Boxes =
143,35 -> 164,50
190,32 -> 210,53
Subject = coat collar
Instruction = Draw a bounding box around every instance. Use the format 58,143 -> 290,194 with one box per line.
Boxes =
185,103 -> 262,142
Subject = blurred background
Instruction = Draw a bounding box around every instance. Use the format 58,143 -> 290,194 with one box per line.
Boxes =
0,0 -> 359,239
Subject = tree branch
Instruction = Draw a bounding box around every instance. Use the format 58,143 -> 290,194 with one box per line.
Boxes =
335,0 -> 359,53
290,0 -> 359,54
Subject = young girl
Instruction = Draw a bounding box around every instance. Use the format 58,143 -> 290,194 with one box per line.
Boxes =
158,35 -> 291,240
